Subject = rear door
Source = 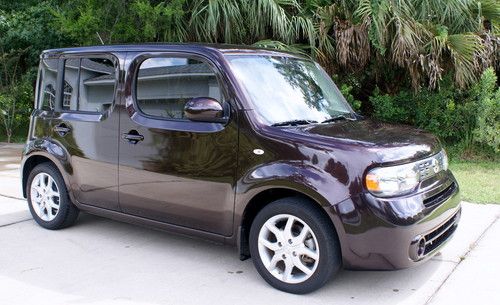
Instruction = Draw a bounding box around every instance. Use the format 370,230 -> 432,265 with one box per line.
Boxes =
49,54 -> 121,210
118,52 -> 238,236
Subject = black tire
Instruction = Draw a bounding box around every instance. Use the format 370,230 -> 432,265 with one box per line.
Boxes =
26,163 -> 79,230
249,197 -> 341,294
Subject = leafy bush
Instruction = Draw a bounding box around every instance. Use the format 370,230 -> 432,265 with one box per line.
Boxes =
339,84 -> 362,112
370,87 -> 412,123
370,69 -> 499,157
472,69 -> 500,153
0,2 -> 71,68
0,75 -> 33,143
413,80 -> 476,146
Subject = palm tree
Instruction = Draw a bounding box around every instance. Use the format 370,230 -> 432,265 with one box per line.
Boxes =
187,0 -> 315,46
55,0 -> 499,90
313,0 -> 499,89
186,0 -> 498,89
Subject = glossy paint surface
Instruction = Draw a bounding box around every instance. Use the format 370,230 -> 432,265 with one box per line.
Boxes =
50,111 -> 120,210
21,44 -> 461,270
183,97 -> 225,122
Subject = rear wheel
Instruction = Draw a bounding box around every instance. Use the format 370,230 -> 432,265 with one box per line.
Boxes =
249,197 -> 341,294
27,163 -> 79,229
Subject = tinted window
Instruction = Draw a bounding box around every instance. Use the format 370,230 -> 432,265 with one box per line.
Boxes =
38,58 -> 58,111
63,57 -> 116,112
136,57 -> 223,120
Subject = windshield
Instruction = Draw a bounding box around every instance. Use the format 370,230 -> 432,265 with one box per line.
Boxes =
226,55 -> 355,126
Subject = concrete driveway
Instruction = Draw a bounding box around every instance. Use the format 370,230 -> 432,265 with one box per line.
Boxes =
1,143 -> 499,305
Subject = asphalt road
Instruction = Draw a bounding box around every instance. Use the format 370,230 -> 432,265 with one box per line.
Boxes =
1,143 -> 499,305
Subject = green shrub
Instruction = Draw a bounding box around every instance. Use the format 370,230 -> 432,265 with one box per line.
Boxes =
339,84 -> 362,112
370,87 -> 412,123
0,75 -> 34,143
370,70 -> 499,158
472,69 -> 500,153
413,80 -> 475,146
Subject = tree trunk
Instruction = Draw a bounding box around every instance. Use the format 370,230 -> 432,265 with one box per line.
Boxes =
6,129 -> 12,143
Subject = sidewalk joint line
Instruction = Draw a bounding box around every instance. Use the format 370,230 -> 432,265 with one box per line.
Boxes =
0,218 -> 32,228
0,193 -> 25,201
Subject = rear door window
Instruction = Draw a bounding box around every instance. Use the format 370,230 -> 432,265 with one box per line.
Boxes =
63,57 -> 117,113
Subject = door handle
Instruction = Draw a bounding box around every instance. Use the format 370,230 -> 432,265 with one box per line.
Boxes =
53,123 -> 71,136
122,131 -> 144,144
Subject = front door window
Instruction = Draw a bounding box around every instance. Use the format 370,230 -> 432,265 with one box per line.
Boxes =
136,57 -> 223,120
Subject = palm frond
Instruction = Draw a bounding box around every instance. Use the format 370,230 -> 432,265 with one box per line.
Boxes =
354,0 -> 372,20
391,17 -> 430,67
188,0 -> 244,43
334,18 -> 371,71
478,0 -> 500,22
447,33 -> 484,87
290,15 -> 316,48
247,0 -> 297,42
413,0 -> 478,33
313,4 -> 337,59
361,0 -> 390,55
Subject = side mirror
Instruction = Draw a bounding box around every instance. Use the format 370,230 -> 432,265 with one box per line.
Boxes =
184,97 -> 227,123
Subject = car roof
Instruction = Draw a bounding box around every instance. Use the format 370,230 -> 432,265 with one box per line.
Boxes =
42,43 -> 305,58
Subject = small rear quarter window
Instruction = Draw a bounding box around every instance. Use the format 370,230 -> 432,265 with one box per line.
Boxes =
37,58 -> 58,111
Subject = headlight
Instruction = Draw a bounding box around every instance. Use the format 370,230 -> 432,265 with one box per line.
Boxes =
365,149 -> 448,197
366,163 -> 420,197
441,149 -> 449,171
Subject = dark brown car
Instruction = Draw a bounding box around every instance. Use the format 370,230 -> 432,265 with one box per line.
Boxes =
21,44 -> 461,294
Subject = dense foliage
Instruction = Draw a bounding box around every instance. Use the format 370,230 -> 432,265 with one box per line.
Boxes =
0,0 -> 498,159
371,68 -> 499,154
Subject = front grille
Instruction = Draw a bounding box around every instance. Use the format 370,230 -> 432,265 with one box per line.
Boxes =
423,210 -> 460,255
417,159 -> 437,179
416,150 -> 447,180
423,182 -> 457,208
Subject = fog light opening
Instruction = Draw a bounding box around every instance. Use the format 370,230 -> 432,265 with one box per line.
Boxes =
417,238 -> 426,258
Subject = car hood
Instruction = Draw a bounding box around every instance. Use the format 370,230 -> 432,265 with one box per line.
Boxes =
281,119 -> 441,164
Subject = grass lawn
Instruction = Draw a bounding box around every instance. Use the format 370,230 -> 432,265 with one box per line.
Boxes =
450,161 -> 500,204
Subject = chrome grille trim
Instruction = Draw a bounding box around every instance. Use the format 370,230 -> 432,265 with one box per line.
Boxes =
423,182 -> 457,208
416,150 -> 447,180
423,209 -> 460,255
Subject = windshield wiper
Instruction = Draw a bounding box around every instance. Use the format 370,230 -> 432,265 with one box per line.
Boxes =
271,119 -> 318,127
321,114 -> 356,124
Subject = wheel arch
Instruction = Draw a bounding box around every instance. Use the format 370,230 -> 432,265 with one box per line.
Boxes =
21,150 -> 71,199
237,186 -> 342,260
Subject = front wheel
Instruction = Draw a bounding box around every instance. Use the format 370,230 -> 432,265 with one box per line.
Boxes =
249,197 -> 341,294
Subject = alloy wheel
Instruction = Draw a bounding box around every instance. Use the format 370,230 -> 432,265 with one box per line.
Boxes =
30,172 -> 61,221
257,214 -> 320,284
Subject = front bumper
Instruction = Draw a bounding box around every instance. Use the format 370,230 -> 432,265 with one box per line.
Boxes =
334,171 -> 461,270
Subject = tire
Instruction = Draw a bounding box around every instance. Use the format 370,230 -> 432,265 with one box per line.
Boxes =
249,197 -> 341,294
26,163 -> 79,230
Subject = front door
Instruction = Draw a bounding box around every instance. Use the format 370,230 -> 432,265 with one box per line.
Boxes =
49,55 -> 120,210
118,53 -> 238,236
